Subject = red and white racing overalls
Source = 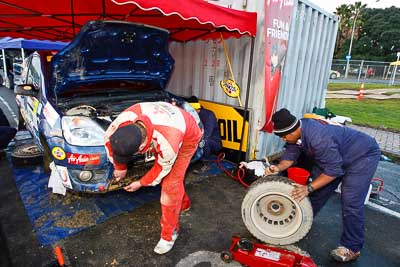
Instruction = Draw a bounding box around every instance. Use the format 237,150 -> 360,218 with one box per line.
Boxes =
105,102 -> 203,241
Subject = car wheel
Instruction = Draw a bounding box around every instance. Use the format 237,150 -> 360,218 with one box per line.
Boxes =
11,143 -> 43,167
330,73 -> 337,79
241,176 -> 313,245
0,75 -> 3,86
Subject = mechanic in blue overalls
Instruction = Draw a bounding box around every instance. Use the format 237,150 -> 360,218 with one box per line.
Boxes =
265,108 -> 380,263
187,96 -> 221,158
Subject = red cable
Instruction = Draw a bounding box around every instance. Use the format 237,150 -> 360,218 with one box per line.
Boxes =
216,152 -> 249,188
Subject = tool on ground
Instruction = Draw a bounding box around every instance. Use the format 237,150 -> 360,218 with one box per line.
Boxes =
221,236 -> 317,267
370,177 -> 384,198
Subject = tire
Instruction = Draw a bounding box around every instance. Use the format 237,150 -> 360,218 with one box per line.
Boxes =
11,143 -> 43,167
330,73 -> 337,79
241,176 -> 313,245
0,75 -> 3,86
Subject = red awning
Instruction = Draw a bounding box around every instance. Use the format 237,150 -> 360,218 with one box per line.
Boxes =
0,0 -> 257,42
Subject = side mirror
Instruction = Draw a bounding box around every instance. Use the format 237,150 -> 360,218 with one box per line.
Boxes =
14,84 -> 38,97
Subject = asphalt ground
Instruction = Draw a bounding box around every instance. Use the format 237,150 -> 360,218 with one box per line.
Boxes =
1,156 -> 400,267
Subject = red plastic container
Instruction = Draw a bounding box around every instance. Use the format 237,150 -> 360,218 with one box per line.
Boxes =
287,167 -> 310,185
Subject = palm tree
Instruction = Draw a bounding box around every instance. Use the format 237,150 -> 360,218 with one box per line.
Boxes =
334,4 -> 352,55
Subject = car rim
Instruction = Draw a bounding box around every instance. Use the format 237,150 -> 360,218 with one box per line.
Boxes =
20,144 -> 41,155
250,192 -> 303,238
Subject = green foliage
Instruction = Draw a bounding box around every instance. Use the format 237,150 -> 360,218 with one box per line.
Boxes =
326,99 -> 400,130
334,5 -> 400,61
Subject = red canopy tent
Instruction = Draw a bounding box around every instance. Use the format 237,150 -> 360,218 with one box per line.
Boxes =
0,0 -> 256,42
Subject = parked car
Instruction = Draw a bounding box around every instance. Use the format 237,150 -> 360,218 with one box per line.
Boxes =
14,20 -> 201,193
329,70 -> 340,79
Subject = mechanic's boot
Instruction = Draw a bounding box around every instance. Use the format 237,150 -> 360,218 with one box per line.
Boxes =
330,246 -> 360,262
154,231 -> 178,255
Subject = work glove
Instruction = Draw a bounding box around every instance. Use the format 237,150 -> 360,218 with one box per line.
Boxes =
264,165 -> 280,176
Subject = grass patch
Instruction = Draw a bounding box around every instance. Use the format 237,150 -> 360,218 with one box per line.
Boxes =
328,83 -> 400,91
325,99 -> 400,131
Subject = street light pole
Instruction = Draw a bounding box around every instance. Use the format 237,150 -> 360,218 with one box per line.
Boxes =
344,10 -> 360,79
391,52 -> 400,85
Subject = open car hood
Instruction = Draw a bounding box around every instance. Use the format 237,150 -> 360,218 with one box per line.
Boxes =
50,20 -> 174,97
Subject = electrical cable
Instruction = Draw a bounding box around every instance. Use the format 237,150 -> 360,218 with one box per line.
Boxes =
216,152 -> 249,188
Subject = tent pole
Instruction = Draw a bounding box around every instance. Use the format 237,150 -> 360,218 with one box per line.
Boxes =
21,48 -> 25,63
2,49 -> 7,82
237,37 -> 255,162
70,0 -> 76,35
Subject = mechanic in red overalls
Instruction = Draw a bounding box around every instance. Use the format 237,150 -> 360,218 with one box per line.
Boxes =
104,101 -> 203,254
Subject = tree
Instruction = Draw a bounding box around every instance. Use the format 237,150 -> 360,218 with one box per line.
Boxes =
333,4 -> 400,61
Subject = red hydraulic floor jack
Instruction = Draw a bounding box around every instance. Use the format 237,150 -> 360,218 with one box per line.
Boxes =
221,236 -> 317,267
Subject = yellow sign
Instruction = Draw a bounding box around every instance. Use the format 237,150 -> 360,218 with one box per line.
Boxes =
220,79 -> 241,98
199,100 -> 249,152
52,146 -> 66,160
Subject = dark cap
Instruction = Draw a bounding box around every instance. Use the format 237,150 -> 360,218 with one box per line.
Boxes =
272,108 -> 300,137
110,123 -> 143,164
186,96 -> 201,110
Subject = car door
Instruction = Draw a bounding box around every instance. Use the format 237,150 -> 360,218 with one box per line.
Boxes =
18,53 -> 43,142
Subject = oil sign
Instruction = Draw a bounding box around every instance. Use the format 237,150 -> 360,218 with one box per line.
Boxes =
199,100 -> 250,162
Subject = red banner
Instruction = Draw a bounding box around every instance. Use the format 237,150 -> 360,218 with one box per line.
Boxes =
261,0 -> 295,132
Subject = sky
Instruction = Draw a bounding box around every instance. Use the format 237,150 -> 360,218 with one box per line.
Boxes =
310,0 -> 400,13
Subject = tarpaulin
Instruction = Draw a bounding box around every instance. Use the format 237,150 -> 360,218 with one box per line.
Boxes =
0,0 -> 257,42
0,38 -> 68,50
11,164 -> 161,246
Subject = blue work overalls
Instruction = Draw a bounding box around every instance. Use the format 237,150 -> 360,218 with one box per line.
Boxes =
198,108 -> 222,159
282,119 -> 380,252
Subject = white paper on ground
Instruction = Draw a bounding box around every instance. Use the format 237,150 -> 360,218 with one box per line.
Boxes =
48,161 -> 66,195
239,161 -> 266,177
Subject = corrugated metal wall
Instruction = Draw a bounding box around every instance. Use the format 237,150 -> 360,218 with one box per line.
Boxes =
167,0 -> 339,159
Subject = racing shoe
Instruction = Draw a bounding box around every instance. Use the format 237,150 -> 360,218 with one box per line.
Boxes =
154,231 -> 179,254
330,246 -> 360,262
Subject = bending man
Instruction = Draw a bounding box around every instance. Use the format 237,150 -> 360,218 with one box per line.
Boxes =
105,101 -> 202,254
265,108 -> 380,263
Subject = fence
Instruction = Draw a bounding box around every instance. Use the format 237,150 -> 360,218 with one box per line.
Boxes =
331,59 -> 400,84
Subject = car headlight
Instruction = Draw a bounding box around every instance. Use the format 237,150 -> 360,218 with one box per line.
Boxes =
62,116 -> 104,146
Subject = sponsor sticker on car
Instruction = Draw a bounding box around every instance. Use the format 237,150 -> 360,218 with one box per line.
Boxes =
67,153 -> 101,165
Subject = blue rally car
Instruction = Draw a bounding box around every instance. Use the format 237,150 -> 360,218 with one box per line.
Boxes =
15,20 -> 201,193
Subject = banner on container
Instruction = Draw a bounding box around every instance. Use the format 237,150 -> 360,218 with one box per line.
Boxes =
261,0 -> 295,132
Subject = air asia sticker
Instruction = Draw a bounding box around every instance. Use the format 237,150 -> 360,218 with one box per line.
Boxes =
52,146 -> 66,160
67,153 -> 101,165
